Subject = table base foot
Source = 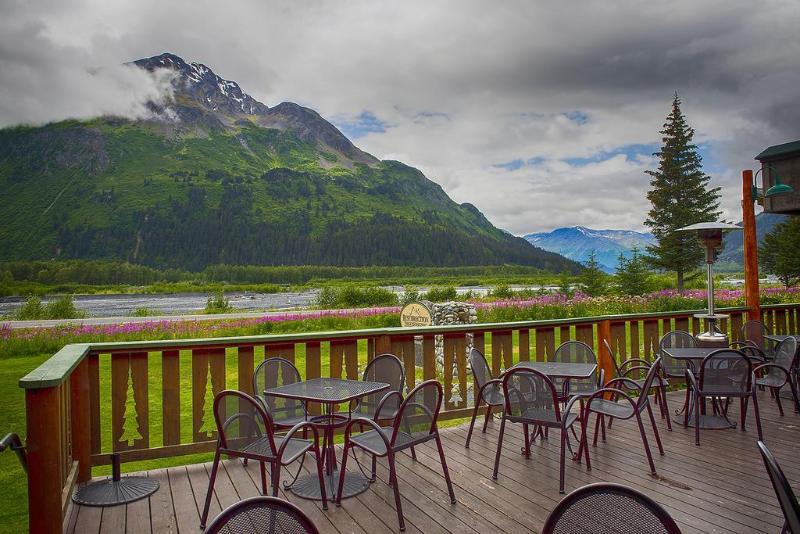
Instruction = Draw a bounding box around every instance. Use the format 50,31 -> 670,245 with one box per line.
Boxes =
674,414 -> 735,429
288,471 -> 370,501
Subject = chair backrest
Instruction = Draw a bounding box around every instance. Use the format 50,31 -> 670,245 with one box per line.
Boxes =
542,482 -> 682,534
502,367 -> 561,424
253,357 -> 305,421
553,340 -> 596,364
213,390 -> 276,456
392,380 -> 442,445
698,349 -> 751,396
741,320 -> 769,349
361,353 -> 405,417
659,331 -> 695,376
758,441 -> 800,534
602,339 -> 623,379
772,337 -> 799,376
205,495 -> 320,534
637,358 -> 663,409
469,348 -> 493,389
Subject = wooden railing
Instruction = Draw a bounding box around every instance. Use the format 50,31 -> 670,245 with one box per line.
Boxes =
18,303 -> 800,531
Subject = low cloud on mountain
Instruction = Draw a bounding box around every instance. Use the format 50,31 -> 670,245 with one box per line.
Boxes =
1,0 -> 798,233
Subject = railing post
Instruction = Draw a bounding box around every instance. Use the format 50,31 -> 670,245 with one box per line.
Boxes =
742,169 -> 761,322
26,385 -> 65,533
70,358 -> 91,483
597,320 -> 613,385
375,334 -> 392,355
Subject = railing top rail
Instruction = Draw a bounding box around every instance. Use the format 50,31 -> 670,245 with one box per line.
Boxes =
15,305 -> 768,390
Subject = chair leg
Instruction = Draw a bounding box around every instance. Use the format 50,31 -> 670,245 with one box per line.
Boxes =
740,397 -> 747,430
260,461 -> 268,495
200,449 -> 221,529
646,403 -> 664,455
492,415 -> 506,480
313,443 -> 328,510
523,423 -> 531,458
388,452 -> 405,532
636,412 -> 657,475
752,388 -> 764,440
774,387 -> 785,416
335,443 -> 350,506
434,433 -> 456,504
465,397 -> 482,448
559,428 -> 567,494
483,404 -> 494,433
789,377 -> 800,413
371,455 -> 377,482
271,461 -> 280,497
660,387 -> 672,431
581,416 -> 591,469
695,393 -> 701,446
592,413 -> 601,447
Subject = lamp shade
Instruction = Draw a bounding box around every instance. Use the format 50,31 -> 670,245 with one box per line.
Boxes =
765,182 -> 794,197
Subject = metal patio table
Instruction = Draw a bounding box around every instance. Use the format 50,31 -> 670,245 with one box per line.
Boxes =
264,377 -> 389,501
663,346 -> 737,430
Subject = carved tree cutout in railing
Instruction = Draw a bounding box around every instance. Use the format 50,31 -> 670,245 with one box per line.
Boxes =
119,365 -> 143,446
199,364 -> 215,438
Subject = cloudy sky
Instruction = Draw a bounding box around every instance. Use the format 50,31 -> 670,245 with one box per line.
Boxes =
2,0 -> 799,234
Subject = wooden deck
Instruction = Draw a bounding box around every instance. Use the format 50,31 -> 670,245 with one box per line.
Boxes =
66,390 -> 798,533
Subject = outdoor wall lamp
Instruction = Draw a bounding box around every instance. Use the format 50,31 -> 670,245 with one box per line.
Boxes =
751,164 -> 794,203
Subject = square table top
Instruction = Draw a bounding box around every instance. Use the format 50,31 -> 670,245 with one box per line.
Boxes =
662,347 -> 721,361
511,361 -> 597,379
264,377 -> 389,404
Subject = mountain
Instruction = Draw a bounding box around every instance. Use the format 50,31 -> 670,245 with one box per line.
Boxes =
716,212 -> 788,271
0,53 -> 580,273
524,226 -> 655,272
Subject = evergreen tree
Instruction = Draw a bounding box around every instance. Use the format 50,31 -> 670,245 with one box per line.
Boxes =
580,251 -> 607,296
615,248 -> 653,296
644,94 -> 720,291
760,216 -> 800,287
557,270 -> 574,298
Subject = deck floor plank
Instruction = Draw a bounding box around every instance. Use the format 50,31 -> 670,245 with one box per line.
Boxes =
68,390 -> 797,533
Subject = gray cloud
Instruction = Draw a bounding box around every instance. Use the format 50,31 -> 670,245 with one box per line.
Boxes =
1,0 -> 798,233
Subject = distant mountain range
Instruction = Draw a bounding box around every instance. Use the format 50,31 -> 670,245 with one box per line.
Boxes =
0,52 -> 580,273
524,226 -> 656,272
716,212 -> 788,271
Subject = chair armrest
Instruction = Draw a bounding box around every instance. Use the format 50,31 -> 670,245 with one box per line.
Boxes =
583,387 -> 638,418
563,395 -> 585,424
477,379 -> 503,402
621,366 -> 652,380
373,390 -> 403,420
606,377 -> 642,392
618,359 -> 651,374
730,340 -> 756,349
344,417 -> 392,451
278,421 -> 320,458
753,362 -> 789,381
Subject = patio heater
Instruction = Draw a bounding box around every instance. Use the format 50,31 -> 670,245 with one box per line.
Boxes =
677,222 -> 742,344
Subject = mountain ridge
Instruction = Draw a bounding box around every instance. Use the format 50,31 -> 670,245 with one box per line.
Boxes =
0,52 -> 581,273
524,226 -> 655,272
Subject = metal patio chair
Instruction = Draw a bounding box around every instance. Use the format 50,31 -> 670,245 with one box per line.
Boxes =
659,330 -> 695,379
542,483 -> 682,534
465,348 -> 504,448
493,367 -> 589,494
253,357 -> 309,431
603,339 -> 671,430
685,349 -> 763,445
336,380 -> 455,531
741,320 -> 774,357
758,440 -> 800,534
200,390 -> 327,529
581,358 -> 665,475
754,336 -> 800,415
204,495 -> 320,534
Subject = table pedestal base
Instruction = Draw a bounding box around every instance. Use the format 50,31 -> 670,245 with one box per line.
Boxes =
288,470 -> 370,501
674,414 -> 735,429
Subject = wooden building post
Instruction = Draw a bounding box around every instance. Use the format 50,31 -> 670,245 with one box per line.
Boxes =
742,170 -> 761,322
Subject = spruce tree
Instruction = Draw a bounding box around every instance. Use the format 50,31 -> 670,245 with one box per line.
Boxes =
760,216 -> 800,287
579,251 -> 607,296
644,94 -> 720,291
615,248 -> 652,296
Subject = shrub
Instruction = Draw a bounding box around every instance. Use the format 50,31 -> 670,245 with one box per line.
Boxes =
424,286 -> 457,302
315,285 -> 398,308
15,295 -> 46,320
399,286 -> 420,306
45,295 -> 84,319
205,290 -> 233,314
132,307 -> 152,317
489,285 -> 514,299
